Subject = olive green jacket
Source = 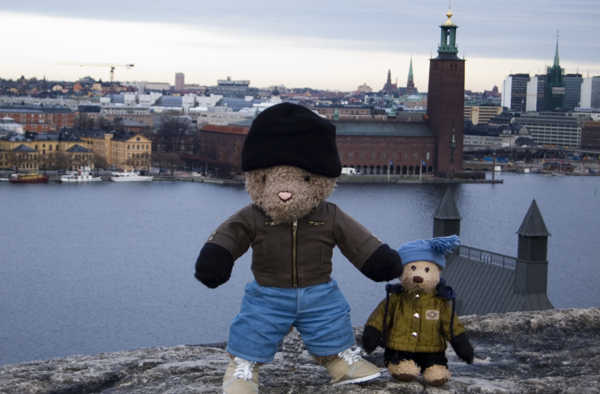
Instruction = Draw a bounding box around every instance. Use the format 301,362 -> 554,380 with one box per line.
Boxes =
207,201 -> 382,288
366,291 -> 465,353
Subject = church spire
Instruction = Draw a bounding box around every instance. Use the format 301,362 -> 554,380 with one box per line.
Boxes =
407,57 -> 415,88
553,30 -> 560,67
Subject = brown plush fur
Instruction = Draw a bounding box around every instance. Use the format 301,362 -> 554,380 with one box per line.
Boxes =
245,165 -> 336,224
423,364 -> 451,386
393,260 -> 451,385
400,260 -> 441,294
388,360 -> 420,381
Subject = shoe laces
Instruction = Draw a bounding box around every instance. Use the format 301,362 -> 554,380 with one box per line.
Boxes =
338,347 -> 363,365
232,357 -> 255,381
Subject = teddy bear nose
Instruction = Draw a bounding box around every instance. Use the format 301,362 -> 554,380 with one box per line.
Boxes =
278,192 -> 293,202
413,276 -> 424,284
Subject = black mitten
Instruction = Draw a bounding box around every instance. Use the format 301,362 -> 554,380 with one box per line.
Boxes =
362,325 -> 384,354
450,333 -> 474,364
360,244 -> 403,282
194,243 -> 234,288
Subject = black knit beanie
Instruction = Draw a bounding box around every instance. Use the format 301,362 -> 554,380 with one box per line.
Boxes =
241,102 -> 341,177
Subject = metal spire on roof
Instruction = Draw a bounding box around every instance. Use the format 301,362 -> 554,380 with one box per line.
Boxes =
408,57 -> 414,85
517,199 -> 550,237
553,30 -> 560,67
434,188 -> 461,220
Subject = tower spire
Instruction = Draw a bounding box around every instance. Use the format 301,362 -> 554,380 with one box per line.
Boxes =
407,57 -> 415,90
438,8 -> 458,58
553,30 -> 560,67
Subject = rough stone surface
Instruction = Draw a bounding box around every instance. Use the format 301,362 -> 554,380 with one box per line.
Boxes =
1,308 -> 599,394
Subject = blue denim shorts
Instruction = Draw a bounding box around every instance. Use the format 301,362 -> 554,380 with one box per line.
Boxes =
227,280 -> 355,363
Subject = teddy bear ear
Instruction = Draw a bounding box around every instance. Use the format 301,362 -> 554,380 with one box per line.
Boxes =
430,235 -> 460,254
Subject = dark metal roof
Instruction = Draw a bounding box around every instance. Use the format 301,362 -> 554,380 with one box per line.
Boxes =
66,144 -> 91,153
155,96 -> 183,107
219,97 -> 255,112
444,246 -> 553,315
435,188 -> 461,220
13,144 -> 36,152
518,200 -> 550,237
333,120 -> 433,137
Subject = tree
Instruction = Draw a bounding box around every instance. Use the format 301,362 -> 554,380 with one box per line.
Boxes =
93,154 -> 108,170
155,116 -> 191,153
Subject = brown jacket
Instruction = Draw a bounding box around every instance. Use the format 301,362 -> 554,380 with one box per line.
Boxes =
366,291 -> 465,353
207,201 -> 382,288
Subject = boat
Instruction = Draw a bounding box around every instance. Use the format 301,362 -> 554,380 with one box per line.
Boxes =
60,167 -> 102,183
110,171 -> 153,182
9,173 -> 49,184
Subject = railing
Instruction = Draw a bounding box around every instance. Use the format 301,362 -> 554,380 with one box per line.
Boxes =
458,245 -> 517,270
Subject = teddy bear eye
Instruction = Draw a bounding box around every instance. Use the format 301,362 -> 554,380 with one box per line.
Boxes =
411,265 -> 416,271
304,176 -> 311,182
425,267 -> 430,273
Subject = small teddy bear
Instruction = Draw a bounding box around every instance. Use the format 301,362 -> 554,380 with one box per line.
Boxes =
362,235 -> 473,386
194,103 -> 403,393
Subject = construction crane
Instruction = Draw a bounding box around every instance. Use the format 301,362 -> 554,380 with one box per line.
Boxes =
79,63 -> 135,83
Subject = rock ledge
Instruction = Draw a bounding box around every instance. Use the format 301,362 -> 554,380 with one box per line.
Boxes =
1,308 -> 599,394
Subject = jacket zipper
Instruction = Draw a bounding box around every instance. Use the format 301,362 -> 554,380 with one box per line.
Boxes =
292,219 -> 298,287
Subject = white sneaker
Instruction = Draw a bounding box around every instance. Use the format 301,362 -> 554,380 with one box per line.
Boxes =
325,347 -> 381,386
222,357 -> 259,394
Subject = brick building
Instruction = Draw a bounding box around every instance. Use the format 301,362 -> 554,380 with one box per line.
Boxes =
0,105 -> 75,133
160,10 -> 465,178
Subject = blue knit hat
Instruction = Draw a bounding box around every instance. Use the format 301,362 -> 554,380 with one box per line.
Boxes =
397,235 -> 460,269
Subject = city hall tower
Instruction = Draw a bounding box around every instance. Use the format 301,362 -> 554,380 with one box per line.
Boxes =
427,9 -> 465,177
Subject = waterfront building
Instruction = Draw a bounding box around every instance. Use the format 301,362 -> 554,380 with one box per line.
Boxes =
579,76 -> 600,109
80,131 -> 151,170
513,112 -> 581,148
0,105 -> 75,133
502,74 -> 529,112
427,8 -> 465,177
175,73 -> 185,91
581,120 -> 600,150
0,131 -> 94,170
464,105 -> 502,125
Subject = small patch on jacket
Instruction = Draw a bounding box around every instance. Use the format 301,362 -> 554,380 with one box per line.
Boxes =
307,220 -> 324,226
425,309 -> 440,320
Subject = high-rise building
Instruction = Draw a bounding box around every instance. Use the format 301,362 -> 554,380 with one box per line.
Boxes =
579,76 -> 600,109
427,9 -> 464,177
563,74 -> 582,111
502,74 -> 529,112
525,75 -> 546,112
175,72 -> 185,90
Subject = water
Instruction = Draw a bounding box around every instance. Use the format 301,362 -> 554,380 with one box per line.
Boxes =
1,174 -> 599,365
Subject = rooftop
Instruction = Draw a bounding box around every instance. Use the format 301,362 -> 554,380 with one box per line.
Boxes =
333,120 -> 433,137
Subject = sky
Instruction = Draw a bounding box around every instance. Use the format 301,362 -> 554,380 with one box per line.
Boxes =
1,0 -> 599,92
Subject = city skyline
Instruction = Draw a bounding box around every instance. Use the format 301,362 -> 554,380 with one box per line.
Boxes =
1,1 -> 599,92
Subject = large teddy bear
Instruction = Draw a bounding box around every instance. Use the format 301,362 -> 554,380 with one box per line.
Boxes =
362,235 -> 474,386
194,102 -> 403,393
